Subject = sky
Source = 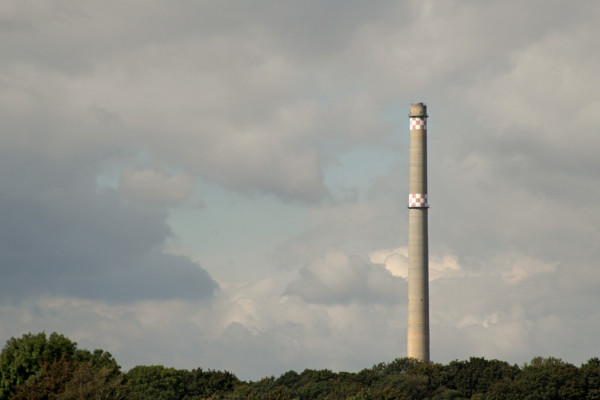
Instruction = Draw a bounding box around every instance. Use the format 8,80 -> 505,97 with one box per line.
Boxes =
1,0 -> 600,380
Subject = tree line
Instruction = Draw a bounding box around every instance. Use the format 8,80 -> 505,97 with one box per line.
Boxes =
1,332 -> 599,399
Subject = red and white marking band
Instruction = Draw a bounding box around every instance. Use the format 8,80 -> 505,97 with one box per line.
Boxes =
410,117 -> 427,131
408,193 -> 428,207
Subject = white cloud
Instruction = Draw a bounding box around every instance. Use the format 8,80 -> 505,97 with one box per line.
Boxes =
369,247 -> 408,278
370,247 -> 463,281
285,249 -> 404,305
452,305 -> 534,356
494,253 -> 558,284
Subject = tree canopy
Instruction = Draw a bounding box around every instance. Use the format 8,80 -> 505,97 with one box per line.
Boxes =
1,332 -> 600,399
0,332 -> 124,400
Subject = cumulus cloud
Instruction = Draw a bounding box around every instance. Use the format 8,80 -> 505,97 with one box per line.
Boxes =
0,288 -> 405,379
285,250 -> 405,305
370,247 -> 463,281
370,248 -> 409,279
0,153 -> 217,303
493,253 -> 558,284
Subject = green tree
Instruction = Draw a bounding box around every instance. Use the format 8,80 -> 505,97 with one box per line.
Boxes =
75,349 -> 121,374
295,369 -> 337,400
581,358 -> 600,400
486,376 -> 528,400
370,374 -> 420,400
518,357 -> 584,400
11,358 -> 126,400
432,386 -> 466,400
0,332 -> 77,399
354,367 -> 379,388
445,357 -> 519,398
181,367 -> 239,399
59,360 -> 127,400
382,358 -> 420,375
11,357 -> 74,400
275,370 -> 300,388
249,376 -> 278,399
125,365 -> 184,400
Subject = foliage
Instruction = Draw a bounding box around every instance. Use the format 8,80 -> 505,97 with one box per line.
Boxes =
11,358 -> 126,400
181,368 -> 240,399
75,349 -> 121,374
581,357 -> 600,400
11,357 -> 73,400
0,332 -> 77,399
58,360 -> 127,400
125,365 -> 184,400
3,332 -> 600,400
445,357 -> 519,398
518,357 -> 584,400
0,332 -> 125,400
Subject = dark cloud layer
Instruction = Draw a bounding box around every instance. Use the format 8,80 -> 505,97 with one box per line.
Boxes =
0,152 -> 217,302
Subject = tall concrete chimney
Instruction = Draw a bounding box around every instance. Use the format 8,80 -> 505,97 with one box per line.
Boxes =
407,102 -> 430,362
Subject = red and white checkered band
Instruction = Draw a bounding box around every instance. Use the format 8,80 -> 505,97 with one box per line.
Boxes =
410,117 -> 427,131
408,193 -> 429,207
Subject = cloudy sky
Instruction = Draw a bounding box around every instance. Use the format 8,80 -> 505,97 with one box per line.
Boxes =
1,0 -> 600,380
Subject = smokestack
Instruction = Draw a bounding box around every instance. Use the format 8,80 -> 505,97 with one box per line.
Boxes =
407,102 -> 430,362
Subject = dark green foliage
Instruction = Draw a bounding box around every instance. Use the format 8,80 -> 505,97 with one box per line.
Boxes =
58,360 -> 127,400
11,358 -> 126,400
181,368 -> 240,399
275,370 -> 300,388
381,358 -> 420,375
487,375 -> 529,400
125,366 -> 241,400
445,357 -> 519,398
249,376 -> 278,398
0,332 -> 77,399
294,369 -> 336,400
125,365 -> 184,400
267,368 -> 372,400
581,358 -> 600,400
517,357 -> 584,400
366,359 -> 441,400
75,349 -> 121,373
3,332 -> 600,399
431,387 -> 466,400
11,357 -> 74,400
0,332 -> 125,400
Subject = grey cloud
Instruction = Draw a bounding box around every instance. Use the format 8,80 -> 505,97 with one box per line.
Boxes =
421,10 -> 600,265
0,11 -> 334,203
0,153 -> 217,302
285,250 -> 405,305
0,2 -> 401,204
429,258 -> 600,366
119,169 -> 195,207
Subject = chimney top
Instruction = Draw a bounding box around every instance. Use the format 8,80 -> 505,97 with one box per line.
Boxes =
409,103 -> 428,117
